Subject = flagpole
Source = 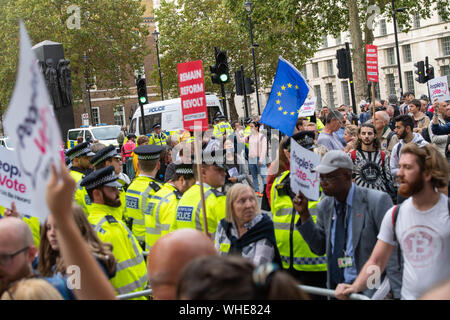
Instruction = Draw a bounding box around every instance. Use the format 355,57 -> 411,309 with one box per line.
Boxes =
194,128 -> 209,238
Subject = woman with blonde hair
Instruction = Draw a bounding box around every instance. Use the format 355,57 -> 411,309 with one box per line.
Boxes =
343,124 -> 358,153
37,203 -> 116,280
214,183 -> 282,267
1,279 -> 63,300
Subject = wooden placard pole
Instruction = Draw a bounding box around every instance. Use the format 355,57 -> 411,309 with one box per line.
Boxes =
193,128 -> 209,238
371,82 -> 376,123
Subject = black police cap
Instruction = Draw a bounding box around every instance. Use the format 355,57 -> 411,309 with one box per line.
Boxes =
282,131 -> 316,151
134,144 -> 163,160
66,142 -> 95,161
90,145 -> 119,166
80,165 -> 121,191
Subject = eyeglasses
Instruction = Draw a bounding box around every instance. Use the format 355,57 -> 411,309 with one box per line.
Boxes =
0,247 -> 29,267
319,174 -> 345,183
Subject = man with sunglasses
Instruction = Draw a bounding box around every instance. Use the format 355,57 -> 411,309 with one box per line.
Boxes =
0,217 -> 73,299
292,150 -> 402,298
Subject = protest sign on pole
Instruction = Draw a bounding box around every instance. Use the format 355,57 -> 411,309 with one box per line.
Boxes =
3,21 -> 63,222
161,110 -> 183,132
298,97 -> 317,117
290,139 -> 320,201
177,60 -> 209,236
0,148 -> 33,214
428,76 -> 450,102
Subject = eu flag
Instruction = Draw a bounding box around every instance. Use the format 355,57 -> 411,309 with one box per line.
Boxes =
260,57 -> 309,137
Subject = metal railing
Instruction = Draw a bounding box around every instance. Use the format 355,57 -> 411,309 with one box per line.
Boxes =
116,285 -> 370,300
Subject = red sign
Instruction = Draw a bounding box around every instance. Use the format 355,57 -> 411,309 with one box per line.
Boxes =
177,60 -> 208,131
366,44 -> 379,83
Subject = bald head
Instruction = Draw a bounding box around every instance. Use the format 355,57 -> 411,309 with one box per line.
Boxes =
0,217 -> 34,249
147,229 -> 217,300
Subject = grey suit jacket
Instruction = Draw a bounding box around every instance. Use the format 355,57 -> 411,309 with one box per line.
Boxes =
297,185 -> 402,298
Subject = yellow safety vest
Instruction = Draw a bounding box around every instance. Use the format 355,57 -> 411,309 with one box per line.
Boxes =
87,203 -> 148,299
243,125 -> 252,148
125,176 -> 163,244
270,170 -> 327,272
171,184 -> 225,236
148,132 -> 168,146
213,122 -> 234,139
70,169 -> 92,217
144,183 -> 182,251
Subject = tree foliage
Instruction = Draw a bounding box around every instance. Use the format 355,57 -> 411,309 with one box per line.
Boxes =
0,0 -> 149,113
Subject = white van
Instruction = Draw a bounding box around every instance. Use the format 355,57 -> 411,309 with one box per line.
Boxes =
67,124 -> 122,150
129,94 -> 223,136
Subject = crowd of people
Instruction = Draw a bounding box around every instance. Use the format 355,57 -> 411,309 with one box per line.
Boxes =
0,95 -> 449,301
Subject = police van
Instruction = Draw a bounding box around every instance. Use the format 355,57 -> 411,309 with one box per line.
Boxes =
129,94 -> 223,136
67,124 -> 122,150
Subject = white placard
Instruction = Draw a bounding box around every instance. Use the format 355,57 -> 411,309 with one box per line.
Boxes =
428,76 -> 450,102
3,21 -> 63,222
298,97 -> 317,117
0,148 -> 33,214
161,110 -> 183,132
290,138 -> 320,201
228,167 -> 238,177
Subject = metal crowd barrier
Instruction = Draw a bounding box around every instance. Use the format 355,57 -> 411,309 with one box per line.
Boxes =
116,285 -> 370,300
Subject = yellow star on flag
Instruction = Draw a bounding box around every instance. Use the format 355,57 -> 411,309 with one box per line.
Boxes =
288,83 -> 292,88
276,99 -> 280,104
278,106 -> 283,111
277,91 -> 282,96
290,112 -> 295,115
295,85 -> 299,89
283,111 -> 288,115
281,85 -> 286,90
297,109 -> 300,114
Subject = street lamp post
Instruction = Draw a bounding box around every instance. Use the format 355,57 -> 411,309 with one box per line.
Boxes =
244,1 -> 261,115
83,54 -> 93,125
152,30 -> 164,101
391,0 -> 404,96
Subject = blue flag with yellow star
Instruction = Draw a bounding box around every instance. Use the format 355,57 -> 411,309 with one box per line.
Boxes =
260,57 -> 309,136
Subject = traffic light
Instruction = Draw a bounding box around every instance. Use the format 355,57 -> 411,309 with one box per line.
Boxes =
136,77 -> 148,105
425,57 -> 434,81
336,48 -> 350,79
234,70 -> 244,96
210,48 -> 230,84
414,61 -> 426,83
245,77 -> 255,94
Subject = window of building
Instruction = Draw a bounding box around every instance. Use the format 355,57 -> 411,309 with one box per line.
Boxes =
380,19 -> 387,36
314,85 -> 322,108
442,36 -> 450,56
327,60 -> 334,76
403,44 -> 412,62
326,83 -> 335,108
114,105 -> 125,126
414,12 -> 420,28
92,107 -> 100,125
301,65 -> 307,78
405,71 -> 415,96
322,35 -> 328,48
313,63 -> 319,78
387,47 -> 396,65
341,81 -> 350,106
442,65 -> 450,76
387,74 -> 396,95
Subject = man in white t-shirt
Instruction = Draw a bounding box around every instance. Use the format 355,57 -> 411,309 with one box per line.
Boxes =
335,143 -> 450,300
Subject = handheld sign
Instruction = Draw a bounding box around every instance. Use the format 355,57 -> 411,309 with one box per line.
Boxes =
290,138 -> 320,201
366,44 -> 379,83
177,60 -> 208,132
298,97 -> 317,117
4,21 -> 63,222
428,76 -> 450,102
0,148 -> 33,214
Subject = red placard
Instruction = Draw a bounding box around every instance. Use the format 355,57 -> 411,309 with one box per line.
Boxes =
366,44 -> 379,83
177,60 -> 208,131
